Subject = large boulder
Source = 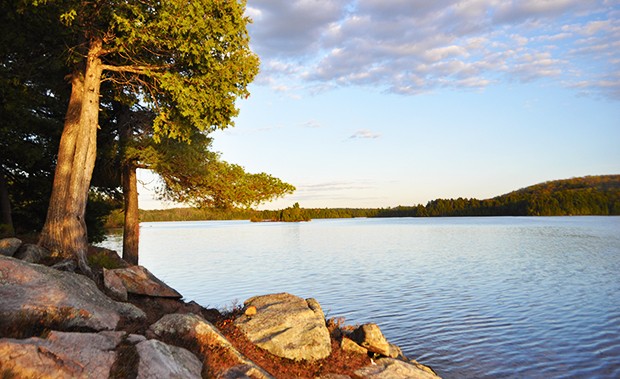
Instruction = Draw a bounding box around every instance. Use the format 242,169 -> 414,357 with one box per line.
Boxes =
0,256 -> 145,335
0,237 -> 21,257
149,313 -> 273,379
109,265 -> 182,298
234,293 -> 332,361
354,358 -> 441,379
0,330 -> 124,378
136,339 -> 202,379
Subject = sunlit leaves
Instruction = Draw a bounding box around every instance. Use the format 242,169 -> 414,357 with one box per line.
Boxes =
59,9 -> 75,25
156,144 -> 295,210
101,0 -> 259,141
29,0 -> 258,142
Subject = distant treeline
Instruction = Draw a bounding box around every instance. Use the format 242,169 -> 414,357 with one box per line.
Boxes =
376,175 -> 620,217
107,175 -> 619,226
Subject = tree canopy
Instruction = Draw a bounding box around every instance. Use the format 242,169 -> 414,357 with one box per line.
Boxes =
0,0 -> 281,270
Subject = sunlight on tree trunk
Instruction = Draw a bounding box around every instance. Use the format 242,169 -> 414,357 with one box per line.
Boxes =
118,104 -> 140,265
38,39 -> 104,276
122,164 -> 139,265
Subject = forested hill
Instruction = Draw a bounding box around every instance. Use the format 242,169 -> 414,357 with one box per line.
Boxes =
131,175 -> 620,224
504,174 -> 620,215
376,175 -> 620,217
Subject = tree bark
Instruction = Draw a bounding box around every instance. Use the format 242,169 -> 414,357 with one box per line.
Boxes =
38,38 -> 104,275
0,172 -> 14,236
122,163 -> 140,265
118,105 -> 140,265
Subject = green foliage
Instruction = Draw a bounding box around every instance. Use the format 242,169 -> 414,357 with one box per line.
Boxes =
138,206 -> 380,223
104,209 -> 125,229
118,120 -> 295,211
86,191 -> 120,243
31,0 -> 260,141
159,157 -> 295,209
87,250 -> 124,270
139,207 -> 259,222
0,224 -> 14,238
276,203 -> 311,222
0,0 -> 68,236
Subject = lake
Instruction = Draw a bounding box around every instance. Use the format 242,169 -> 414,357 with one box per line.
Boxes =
99,216 -> 620,378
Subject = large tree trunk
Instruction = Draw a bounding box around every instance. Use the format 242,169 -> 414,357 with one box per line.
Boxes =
118,104 -> 140,265
122,163 -> 140,265
38,39 -> 104,275
0,172 -> 14,236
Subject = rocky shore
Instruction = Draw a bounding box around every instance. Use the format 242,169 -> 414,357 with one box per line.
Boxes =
0,237 -> 441,378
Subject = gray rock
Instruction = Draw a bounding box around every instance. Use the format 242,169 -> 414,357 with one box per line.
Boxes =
218,364 -> 261,379
0,330 -> 124,379
234,293 -> 332,361
14,243 -> 51,263
0,237 -> 21,256
52,259 -> 77,272
109,265 -> 182,298
350,323 -> 393,357
136,339 -> 202,379
149,313 -> 273,379
355,358 -> 441,379
103,268 -> 128,301
0,256 -> 145,334
127,333 -> 148,344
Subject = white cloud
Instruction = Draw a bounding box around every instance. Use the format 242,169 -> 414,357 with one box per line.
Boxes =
493,0 -> 595,24
247,0 -> 349,57
245,0 -> 620,99
349,129 -> 381,139
301,120 -> 322,128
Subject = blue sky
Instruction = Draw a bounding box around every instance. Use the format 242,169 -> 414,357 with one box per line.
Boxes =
139,0 -> 620,210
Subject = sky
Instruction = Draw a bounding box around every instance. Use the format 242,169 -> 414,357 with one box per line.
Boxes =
139,0 -> 620,210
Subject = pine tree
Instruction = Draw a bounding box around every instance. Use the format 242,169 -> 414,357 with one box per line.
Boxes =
26,0 -> 259,273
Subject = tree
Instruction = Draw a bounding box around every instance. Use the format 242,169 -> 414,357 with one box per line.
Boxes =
107,101 -> 294,264
278,203 -> 310,222
28,0 -> 259,273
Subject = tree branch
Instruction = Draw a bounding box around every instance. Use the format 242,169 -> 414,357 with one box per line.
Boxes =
101,64 -> 168,75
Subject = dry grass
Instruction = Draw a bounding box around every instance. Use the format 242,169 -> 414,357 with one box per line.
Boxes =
213,309 -> 371,378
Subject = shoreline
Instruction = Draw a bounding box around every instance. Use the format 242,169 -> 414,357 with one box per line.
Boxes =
0,238 -> 441,378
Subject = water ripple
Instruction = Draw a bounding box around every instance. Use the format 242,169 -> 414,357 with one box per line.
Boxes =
99,217 -> 620,378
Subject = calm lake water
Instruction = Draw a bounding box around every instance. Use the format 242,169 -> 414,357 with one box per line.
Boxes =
100,216 -> 620,378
